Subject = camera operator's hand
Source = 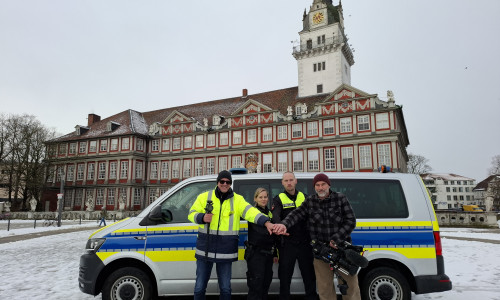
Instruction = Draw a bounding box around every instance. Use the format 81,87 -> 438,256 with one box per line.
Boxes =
203,213 -> 213,223
329,240 -> 338,249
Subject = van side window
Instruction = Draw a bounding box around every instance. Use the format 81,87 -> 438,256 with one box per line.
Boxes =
161,181 -> 214,223
332,179 -> 408,218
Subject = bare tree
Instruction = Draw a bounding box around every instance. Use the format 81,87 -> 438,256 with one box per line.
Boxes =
488,155 -> 500,175
407,153 -> 432,174
0,114 -> 55,210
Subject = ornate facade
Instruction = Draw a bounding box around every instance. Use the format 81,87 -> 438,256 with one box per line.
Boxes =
43,1 -> 409,212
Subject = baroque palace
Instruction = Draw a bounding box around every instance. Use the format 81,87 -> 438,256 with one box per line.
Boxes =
44,0 -> 409,212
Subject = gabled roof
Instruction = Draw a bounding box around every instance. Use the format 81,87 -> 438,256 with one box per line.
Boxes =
322,84 -> 375,102
473,175 -> 500,191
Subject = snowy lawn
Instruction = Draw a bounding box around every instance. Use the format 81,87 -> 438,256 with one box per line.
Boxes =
0,226 -> 499,299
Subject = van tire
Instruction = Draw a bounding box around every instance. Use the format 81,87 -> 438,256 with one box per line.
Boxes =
360,267 -> 411,300
102,267 -> 152,300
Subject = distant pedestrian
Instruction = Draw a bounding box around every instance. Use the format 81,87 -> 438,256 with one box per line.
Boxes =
99,208 -> 107,227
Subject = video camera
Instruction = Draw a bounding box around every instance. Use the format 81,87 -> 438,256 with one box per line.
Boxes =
311,240 -> 368,295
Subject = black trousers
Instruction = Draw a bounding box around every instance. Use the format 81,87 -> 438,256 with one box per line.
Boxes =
246,248 -> 274,300
278,241 -> 318,300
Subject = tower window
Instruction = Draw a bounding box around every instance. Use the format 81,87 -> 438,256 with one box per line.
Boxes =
317,84 -> 323,94
314,62 -> 326,72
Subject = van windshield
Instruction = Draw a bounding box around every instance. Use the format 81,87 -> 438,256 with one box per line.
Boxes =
160,181 -> 215,223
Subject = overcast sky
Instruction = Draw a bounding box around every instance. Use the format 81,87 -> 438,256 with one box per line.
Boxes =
1,0 -> 499,181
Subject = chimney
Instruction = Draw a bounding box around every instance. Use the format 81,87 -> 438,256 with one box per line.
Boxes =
88,113 -> 101,126
242,89 -> 248,98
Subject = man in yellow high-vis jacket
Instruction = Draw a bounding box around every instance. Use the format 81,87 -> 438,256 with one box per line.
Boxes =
188,170 -> 274,300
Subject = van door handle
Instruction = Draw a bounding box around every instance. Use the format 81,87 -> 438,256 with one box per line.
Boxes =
134,236 -> 147,240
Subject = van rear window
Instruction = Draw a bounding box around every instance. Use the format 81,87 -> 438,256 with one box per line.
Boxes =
331,179 -> 409,219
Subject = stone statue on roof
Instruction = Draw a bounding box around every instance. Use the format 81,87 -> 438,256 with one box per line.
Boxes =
301,103 -> 308,114
387,90 -> 395,102
203,118 -> 208,127
213,115 -> 221,126
287,106 -> 293,116
149,122 -> 160,136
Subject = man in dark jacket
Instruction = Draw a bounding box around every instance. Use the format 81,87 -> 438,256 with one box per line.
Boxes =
271,172 -> 318,300
273,173 -> 359,300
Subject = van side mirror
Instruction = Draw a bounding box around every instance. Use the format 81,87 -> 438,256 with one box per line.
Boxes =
140,206 -> 173,226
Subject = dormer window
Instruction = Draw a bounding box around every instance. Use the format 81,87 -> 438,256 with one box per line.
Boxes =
295,105 -> 302,115
107,121 -> 121,132
75,125 -> 89,135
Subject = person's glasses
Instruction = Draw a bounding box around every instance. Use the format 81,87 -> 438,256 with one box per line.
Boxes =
219,180 -> 232,185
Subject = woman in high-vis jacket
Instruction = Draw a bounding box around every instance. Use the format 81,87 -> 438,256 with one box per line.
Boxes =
188,170 -> 274,300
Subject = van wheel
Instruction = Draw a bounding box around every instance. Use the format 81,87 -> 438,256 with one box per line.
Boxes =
102,267 -> 152,300
361,267 -> 411,300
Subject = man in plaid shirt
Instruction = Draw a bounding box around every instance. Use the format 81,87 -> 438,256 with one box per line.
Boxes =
273,173 -> 360,300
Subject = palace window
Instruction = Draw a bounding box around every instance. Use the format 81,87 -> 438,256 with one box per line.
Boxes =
195,159 -> 203,176
67,165 -> 75,181
308,149 -> 319,171
262,154 -> 272,173
376,113 -> 390,130
120,161 -> 128,179
150,162 -> 158,180
262,127 -> 272,142
89,141 -> 97,153
100,140 -> 108,152
109,162 -> 117,179
136,138 -> 144,151
323,119 -> 335,135
358,115 -> 370,131
196,135 -> 204,148
58,144 -> 67,155
219,156 -> 228,172
183,160 -> 191,178
173,138 -> 181,150
172,161 -> 180,179
121,138 -> 129,150
206,158 -> 215,175
232,131 -> 242,144
359,145 -> 372,169
149,188 -> 158,205
152,140 -> 159,152
293,151 -> 303,172
110,139 -> 118,151
340,117 -> 352,133
133,188 -> 142,205
162,138 -> 170,151
324,148 -> 336,170
69,143 -> 76,154
377,143 -> 391,166
277,152 -> 287,172
87,163 -> 95,180
77,164 -> 85,180
108,189 -> 115,205
219,132 -> 228,146
278,125 -> 287,140
232,156 -> 242,169
75,190 -> 83,206
79,141 -> 87,154
247,129 -> 257,143
96,189 -> 104,206
135,161 -> 143,179
341,147 -> 354,169
292,124 -> 302,138
207,134 -> 216,147
161,161 -> 169,179
98,162 -> 106,179
307,121 -> 318,137
184,136 -> 192,149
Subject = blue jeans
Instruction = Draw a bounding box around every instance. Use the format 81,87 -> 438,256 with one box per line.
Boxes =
194,259 -> 232,300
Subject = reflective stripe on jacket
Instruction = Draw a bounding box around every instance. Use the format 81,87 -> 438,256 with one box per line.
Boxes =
279,192 -> 305,209
188,189 -> 269,262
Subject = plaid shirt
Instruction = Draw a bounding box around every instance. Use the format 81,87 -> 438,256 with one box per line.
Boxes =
281,190 -> 356,244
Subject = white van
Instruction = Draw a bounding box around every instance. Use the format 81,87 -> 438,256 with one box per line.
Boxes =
79,171 -> 452,300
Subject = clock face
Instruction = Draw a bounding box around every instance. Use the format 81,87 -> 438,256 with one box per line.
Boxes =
312,12 -> 324,24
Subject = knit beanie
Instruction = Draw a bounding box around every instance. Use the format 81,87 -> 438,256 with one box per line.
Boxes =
217,170 -> 232,183
313,173 -> 331,186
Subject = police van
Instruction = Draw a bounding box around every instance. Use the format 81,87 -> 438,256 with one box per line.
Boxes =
79,171 -> 452,300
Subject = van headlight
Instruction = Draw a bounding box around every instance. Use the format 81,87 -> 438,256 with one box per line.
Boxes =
85,238 -> 105,253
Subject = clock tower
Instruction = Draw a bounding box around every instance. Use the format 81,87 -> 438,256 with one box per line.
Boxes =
293,0 -> 354,98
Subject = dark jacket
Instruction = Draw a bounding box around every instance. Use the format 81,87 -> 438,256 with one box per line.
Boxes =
281,190 -> 356,244
272,190 -> 310,244
247,205 -> 276,252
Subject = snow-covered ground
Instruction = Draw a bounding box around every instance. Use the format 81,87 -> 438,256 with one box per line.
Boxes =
0,221 -> 499,299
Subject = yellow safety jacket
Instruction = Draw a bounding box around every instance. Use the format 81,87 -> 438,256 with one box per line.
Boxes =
188,189 -> 270,262
279,192 -> 306,210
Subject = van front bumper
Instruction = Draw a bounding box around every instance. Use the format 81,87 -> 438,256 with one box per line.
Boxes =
78,252 -> 105,296
414,274 -> 452,294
